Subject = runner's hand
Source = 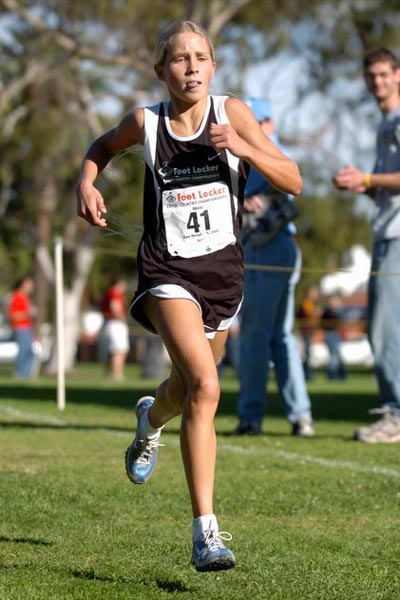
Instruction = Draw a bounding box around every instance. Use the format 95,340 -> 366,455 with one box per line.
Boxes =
76,180 -> 108,227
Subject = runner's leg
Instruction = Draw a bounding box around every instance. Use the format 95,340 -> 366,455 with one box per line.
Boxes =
143,294 -> 228,517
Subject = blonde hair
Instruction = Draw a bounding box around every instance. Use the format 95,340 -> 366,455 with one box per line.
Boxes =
155,20 -> 215,67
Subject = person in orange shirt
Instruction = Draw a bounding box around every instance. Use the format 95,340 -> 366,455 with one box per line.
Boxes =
8,276 -> 36,378
296,285 -> 322,381
98,276 -> 130,381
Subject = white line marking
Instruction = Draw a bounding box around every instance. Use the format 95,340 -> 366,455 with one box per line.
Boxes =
165,437 -> 400,478
219,442 -> 400,478
0,405 -> 67,426
0,404 -> 128,434
2,405 -> 399,479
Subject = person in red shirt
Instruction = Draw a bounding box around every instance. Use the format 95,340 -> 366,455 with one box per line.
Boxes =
98,276 -> 130,380
8,276 -> 36,378
296,285 -> 322,381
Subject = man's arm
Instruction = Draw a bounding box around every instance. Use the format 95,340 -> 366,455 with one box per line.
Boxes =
333,165 -> 400,197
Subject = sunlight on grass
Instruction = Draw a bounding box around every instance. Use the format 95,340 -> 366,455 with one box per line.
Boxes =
0,364 -> 399,599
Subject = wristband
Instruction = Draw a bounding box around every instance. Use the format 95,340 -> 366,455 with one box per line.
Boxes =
364,173 -> 372,189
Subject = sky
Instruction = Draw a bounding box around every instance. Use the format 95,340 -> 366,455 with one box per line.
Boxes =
0,9 -> 379,214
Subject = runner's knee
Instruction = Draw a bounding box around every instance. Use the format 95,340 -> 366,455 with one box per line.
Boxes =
186,374 -> 220,408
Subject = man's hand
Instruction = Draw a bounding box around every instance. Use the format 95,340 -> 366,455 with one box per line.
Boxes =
243,194 -> 265,215
333,166 -> 367,193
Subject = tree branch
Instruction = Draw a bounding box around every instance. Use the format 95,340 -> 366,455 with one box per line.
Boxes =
0,60 -> 48,113
0,0 -> 152,73
207,0 -> 253,38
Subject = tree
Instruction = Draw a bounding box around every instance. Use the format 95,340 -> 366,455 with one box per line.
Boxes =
294,192 -> 372,302
0,0 -> 398,370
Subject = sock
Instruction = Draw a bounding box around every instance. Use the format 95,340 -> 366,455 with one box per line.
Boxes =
192,514 -> 218,539
141,408 -> 163,439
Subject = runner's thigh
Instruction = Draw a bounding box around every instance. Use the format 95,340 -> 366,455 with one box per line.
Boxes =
142,295 -> 217,383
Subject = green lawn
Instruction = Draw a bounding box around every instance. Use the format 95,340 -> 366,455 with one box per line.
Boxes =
0,365 -> 399,599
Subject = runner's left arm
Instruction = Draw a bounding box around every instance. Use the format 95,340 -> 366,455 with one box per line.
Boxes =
211,97 -> 302,196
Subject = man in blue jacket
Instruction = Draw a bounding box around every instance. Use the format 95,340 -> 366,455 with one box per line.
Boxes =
235,97 -> 314,436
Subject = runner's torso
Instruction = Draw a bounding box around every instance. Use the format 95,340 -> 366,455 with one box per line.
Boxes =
136,95 -> 247,306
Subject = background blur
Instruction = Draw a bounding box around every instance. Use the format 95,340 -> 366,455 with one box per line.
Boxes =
0,0 -> 398,373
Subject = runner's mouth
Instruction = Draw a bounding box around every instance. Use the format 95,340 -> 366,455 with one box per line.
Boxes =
186,80 -> 201,90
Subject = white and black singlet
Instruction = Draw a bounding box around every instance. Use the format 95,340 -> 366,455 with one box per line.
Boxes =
130,95 -> 249,335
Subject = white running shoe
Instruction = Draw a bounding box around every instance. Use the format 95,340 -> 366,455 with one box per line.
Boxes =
354,408 -> 400,443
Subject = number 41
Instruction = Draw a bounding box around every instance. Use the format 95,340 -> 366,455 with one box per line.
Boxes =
187,210 -> 210,233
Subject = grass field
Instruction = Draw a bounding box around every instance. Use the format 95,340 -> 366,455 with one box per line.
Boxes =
1,364 -> 399,599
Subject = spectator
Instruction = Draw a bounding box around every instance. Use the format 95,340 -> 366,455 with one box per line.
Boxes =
296,285 -> 322,381
333,48 -> 400,442
321,293 -> 347,380
98,276 -> 130,381
235,97 -> 314,437
8,276 -> 36,378
141,336 -> 169,379
217,314 -> 240,378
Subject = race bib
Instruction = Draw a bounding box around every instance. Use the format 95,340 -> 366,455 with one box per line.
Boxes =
162,182 -> 235,258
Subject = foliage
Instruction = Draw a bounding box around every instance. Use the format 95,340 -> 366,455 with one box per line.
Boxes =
0,0 -> 398,318
294,190 -> 372,301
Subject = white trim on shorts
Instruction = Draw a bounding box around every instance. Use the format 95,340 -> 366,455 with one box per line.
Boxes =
149,284 -> 242,339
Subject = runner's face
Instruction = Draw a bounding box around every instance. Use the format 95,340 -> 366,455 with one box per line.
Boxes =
365,61 -> 400,102
155,32 -> 216,102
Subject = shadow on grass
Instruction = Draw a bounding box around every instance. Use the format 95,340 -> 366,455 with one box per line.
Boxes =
69,569 -> 192,592
219,390 -> 378,423
0,421 -> 355,442
156,578 -> 191,593
0,535 -> 52,546
70,568 -> 117,583
0,368 -> 378,424
0,421 -> 133,433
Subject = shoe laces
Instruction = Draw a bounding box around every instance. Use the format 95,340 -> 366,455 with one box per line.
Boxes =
202,529 -> 232,552
135,438 -> 164,464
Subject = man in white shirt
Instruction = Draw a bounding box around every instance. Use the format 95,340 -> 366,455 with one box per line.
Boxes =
334,48 -> 400,443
